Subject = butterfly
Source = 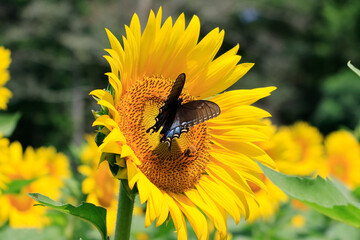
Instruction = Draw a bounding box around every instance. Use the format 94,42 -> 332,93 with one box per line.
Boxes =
146,73 -> 221,150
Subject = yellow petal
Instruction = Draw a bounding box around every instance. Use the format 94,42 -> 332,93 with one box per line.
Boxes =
185,189 -> 227,237
209,127 -> 269,143
212,139 -> 275,168
172,193 -> 209,240
92,115 -> 117,131
127,160 -> 141,190
197,176 -> 241,224
163,193 -> 187,239
207,162 -> 254,197
198,62 -> 253,99
156,196 -> 170,227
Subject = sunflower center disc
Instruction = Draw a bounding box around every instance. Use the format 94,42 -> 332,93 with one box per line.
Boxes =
117,75 -> 210,193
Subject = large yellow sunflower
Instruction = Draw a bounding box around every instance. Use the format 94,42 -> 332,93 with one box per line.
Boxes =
78,134 -> 119,235
91,8 -> 276,239
324,130 -> 360,188
0,142 -> 70,228
0,46 -> 12,110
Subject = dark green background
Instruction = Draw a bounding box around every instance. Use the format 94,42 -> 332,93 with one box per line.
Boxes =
1,0 -> 359,152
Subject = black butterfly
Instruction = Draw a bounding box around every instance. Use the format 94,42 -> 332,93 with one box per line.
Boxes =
146,73 -> 221,150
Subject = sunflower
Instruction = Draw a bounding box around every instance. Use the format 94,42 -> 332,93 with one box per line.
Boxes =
91,8 -> 276,239
275,121 -> 325,176
324,130 -> 360,188
79,134 -> 119,235
0,142 -> 70,228
0,46 -> 12,110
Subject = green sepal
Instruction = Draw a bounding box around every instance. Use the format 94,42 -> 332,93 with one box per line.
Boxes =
114,167 -> 127,180
99,152 -> 113,164
116,155 -> 126,167
95,131 -> 106,147
107,155 -> 120,178
106,82 -> 115,99
91,110 -> 102,120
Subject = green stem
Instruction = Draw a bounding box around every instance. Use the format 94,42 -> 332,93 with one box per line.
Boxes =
114,180 -> 135,240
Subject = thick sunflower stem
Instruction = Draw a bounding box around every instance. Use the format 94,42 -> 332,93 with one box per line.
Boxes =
114,180 -> 135,240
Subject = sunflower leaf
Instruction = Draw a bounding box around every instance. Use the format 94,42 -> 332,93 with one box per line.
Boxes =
28,193 -> 108,240
258,162 -> 360,228
0,112 -> 21,137
348,61 -> 360,77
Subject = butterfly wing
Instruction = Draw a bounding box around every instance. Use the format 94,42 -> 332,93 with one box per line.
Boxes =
163,73 -> 186,108
161,100 -> 221,147
146,73 -> 186,134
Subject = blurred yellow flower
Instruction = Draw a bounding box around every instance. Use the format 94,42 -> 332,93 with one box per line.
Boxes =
276,121 -> 325,176
78,134 -> 119,235
0,135 -> 12,191
136,232 -> 149,240
324,130 -> 360,188
0,142 -> 70,228
91,8 -> 276,239
0,46 -> 12,110
291,214 -> 306,228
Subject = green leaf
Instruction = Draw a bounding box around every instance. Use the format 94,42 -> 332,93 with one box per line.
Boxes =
28,193 -> 108,240
3,179 -> 36,194
259,162 -> 360,228
0,112 -> 21,137
348,61 -> 360,77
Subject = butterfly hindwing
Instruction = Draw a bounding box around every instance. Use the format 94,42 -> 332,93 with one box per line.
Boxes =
161,100 -> 220,145
175,100 -> 221,128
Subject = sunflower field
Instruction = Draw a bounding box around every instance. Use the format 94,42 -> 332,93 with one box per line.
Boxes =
1,1 -> 360,240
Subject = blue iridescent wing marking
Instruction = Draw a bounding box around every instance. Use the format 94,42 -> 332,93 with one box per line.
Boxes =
160,100 -> 221,148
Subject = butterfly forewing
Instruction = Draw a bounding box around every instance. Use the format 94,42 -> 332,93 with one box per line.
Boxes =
146,73 -> 185,134
160,73 -> 185,112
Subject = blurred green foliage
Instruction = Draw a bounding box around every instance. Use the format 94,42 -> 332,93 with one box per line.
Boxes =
1,0 -> 359,150
313,69 -> 360,133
